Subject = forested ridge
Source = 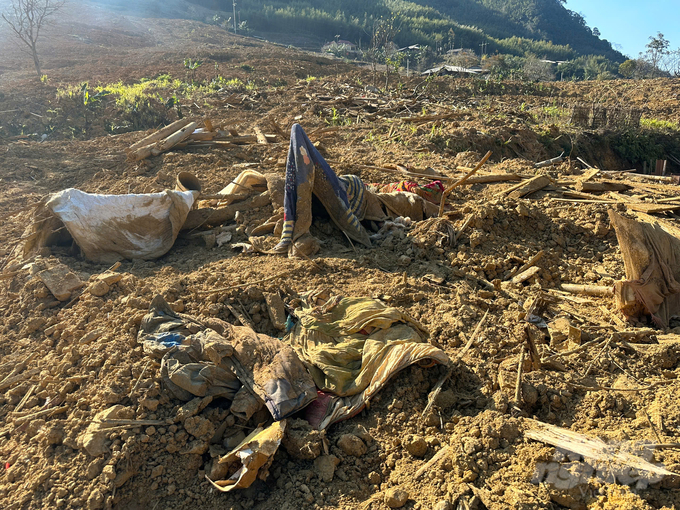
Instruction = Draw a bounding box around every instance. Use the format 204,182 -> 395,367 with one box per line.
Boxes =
191,0 -> 624,62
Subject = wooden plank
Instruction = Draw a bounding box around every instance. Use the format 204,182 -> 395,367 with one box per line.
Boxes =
579,168 -> 601,182
508,175 -> 552,199
157,122 -> 198,152
574,181 -> 631,193
627,202 -> 680,214
511,266 -> 541,285
254,127 -> 269,144
127,118 -> 193,152
526,420 -> 675,477
465,173 -> 522,184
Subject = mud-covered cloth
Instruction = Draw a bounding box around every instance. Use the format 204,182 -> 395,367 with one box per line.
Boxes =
372,180 -> 445,205
285,290 -> 449,428
610,211 -> 680,327
274,123 -> 371,252
138,296 -> 317,420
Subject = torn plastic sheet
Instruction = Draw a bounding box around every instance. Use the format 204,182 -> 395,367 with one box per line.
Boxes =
207,420 -> 286,492
44,188 -> 198,263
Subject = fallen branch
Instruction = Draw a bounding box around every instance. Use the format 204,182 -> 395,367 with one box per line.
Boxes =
13,405 -> 68,425
511,266 -> 541,285
560,284 -> 613,297
506,250 -> 544,281
438,151 -> 492,216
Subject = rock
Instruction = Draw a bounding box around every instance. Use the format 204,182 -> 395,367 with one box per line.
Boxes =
368,471 -> 381,484
86,488 -> 105,510
80,328 -> 103,345
176,396 -> 213,422
337,434 -> 367,457
44,425 -> 64,445
38,264 -> 83,301
80,430 -> 108,458
139,397 -> 159,411
102,465 -> 116,481
87,459 -> 104,480
208,458 -> 229,481
150,465 -> 164,478
384,487 -> 409,508
397,255 -> 411,266
79,405 -> 132,456
181,439 -> 209,455
184,416 -> 215,440
282,418 -> 324,460
435,389 -> 458,410
313,455 -> 340,483
6,464 -> 25,482
434,501 -> 453,510
88,280 -> 110,297
264,292 -> 286,330
404,434 -> 428,457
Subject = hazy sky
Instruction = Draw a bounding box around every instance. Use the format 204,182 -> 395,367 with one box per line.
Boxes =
564,0 -> 679,58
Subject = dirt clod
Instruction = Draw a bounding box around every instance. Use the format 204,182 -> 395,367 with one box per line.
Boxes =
337,433 -> 367,457
385,487 -> 409,508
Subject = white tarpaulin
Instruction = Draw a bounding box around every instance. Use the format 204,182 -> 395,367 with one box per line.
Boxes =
46,188 -> 198,263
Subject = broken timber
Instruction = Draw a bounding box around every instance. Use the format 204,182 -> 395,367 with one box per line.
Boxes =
501,175 -> 552,199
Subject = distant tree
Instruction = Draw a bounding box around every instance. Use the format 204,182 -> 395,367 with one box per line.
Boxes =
644,32 -> 670,76
445,49 -> 479,69
592,27 -> 600,37
364,16 -> 402,88
523,55 -> 555,81
1,0 -> 65,79
618,59 -> 637,78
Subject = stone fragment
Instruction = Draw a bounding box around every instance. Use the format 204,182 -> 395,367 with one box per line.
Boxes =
384,488 -> 409,508
337,434 -> 366,457
264,292 -> 286,330
88,280 -> 110,297
38,265 -> 83,301
313,455 -> 340,483
176,396 -> 213,422
367,471 -> 381,484
102,465 -> 116,481
86,488 -> 105,510
87,459 -> 104,480
404,434 -> 428,458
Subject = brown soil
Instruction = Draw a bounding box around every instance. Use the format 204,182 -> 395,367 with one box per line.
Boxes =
2,2 -> 680,510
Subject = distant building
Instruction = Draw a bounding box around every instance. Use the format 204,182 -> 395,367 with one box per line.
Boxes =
397,45 -> 421,53
322,40 -> 359,57
421,65 -> 488,76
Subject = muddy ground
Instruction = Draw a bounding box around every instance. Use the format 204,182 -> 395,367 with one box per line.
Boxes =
3,2 -> 680,510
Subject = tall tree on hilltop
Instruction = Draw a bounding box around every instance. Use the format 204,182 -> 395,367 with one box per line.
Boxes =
2,0 -> 65,79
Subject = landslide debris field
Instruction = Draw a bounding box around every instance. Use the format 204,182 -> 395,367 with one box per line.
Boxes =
4,6 -> 680,510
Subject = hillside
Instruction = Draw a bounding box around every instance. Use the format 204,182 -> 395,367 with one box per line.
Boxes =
188,0 -> 625,62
